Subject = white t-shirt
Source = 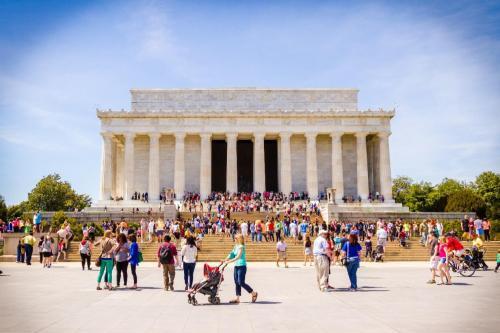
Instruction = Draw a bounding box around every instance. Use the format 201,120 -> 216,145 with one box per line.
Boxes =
148,221 -> 155,233
313,237 -> 327,255
276,241 -> 287,252
377,228 -> 388,239
181,245 -> 198,263
241,223 -> 248,233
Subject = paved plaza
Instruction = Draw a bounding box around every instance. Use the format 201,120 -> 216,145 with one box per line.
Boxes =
1,261 -> 499,333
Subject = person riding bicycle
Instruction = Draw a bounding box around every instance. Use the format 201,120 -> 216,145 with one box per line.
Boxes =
445,232 -> 464,270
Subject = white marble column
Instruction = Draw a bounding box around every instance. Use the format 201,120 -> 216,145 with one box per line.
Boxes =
174,132 -> 186,199
331,132 -> 344,202
148,133 -> 161,200
226,133 -> 238,194
253,133 -> 266,193
355,132 -> 369,201
99,132 -> 114,200
279,132 -> 292,195
378,132 -> 393,202
199,133 -> 212,199
123,132 -> 136,200
305,133 -> 318,199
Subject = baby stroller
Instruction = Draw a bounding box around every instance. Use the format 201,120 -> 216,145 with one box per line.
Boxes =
372,245 -> 384,262
468,247 -> 488,271
187,262 -> 226,306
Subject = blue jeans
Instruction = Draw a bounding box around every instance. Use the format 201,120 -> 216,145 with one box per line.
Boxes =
257,232 -> 262,242
346,260 -> 360,289
183,262 -> 196,288
234,265 -> 253,296
251,232 -> 256,242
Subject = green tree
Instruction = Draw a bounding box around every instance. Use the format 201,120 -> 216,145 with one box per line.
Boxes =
392,176 -> 413,204
7,201 -> 29,220
0,195 -> 8,221
428,178 -> 467,212
445,188 -> 487,218
474,171 -> 500,218
27,174 -> 92,211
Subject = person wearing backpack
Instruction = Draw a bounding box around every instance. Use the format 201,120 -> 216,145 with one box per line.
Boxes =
157,234 -> 178,291
80,236 -> 92,270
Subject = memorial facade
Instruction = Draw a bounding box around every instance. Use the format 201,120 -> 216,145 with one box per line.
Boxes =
96,88 -> 395,205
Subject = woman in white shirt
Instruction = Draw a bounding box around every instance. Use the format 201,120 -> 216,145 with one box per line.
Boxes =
181,236 -> 198,290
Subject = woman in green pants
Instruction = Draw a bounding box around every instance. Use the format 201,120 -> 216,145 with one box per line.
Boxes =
96,230 -> 117,290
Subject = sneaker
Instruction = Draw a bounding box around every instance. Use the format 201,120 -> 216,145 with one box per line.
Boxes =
426,280 -> 436,284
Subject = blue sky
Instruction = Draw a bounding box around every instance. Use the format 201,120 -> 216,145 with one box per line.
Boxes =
0,0 -> 499,205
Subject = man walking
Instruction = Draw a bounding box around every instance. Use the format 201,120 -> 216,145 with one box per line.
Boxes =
276,238 -> 288,268
157,235 -> 178,291
313,230 -> 332,292
22,231 -> 37,265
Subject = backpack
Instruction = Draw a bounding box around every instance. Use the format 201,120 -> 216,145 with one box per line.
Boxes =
159,244 -> 173,264
79,242 -> 90,255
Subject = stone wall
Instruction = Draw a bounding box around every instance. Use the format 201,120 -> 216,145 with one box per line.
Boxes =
291,134 -> 306,192
159,135 -> 175,190
317,134 -> 332,195
185,135 -> 201,192
342,134 -> 357,196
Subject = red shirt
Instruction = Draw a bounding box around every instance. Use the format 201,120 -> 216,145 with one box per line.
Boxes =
157,242 -> 178,264
446,237 -> 464,251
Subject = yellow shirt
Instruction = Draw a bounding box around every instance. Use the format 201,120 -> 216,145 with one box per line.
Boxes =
472,238 -> 483,249
23,235 -> 37,246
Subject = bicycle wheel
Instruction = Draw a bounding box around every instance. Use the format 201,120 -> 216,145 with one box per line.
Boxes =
459,261 -> 476,277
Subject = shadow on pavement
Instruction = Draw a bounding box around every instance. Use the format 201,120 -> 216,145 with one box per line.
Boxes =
333,287 -> 389,292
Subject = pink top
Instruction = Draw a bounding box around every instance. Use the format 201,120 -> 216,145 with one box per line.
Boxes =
438,244 -> 447,258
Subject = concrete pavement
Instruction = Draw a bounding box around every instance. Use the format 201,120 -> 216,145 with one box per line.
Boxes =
0,261 -> 499,333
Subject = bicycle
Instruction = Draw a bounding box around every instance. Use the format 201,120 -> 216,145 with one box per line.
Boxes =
448,253 -> 476,277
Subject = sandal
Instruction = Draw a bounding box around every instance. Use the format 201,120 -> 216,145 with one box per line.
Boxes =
96,286 -> 102,290
229,299 -> 240,304
252,292 -> 258,303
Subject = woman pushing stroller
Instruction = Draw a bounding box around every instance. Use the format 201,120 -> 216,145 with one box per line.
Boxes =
223,233 -> 258,304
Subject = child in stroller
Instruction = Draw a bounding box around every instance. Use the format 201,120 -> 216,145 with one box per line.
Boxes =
187,262 -> 226,305
372,245 -> 384,262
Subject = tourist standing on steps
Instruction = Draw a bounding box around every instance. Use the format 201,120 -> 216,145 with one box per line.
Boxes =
22,231 -> 36,266
158,234 -> 177,291
181,236 -> 197,290
115,233 -> 130,288
96,230 -> 116,290
128,234 -> 139,289
224,233 -> 258,304
341,233 -> 362,291
313,230 -> 331,292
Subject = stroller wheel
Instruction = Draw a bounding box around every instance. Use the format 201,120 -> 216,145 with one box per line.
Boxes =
192,297 -> 198,306
214,297 -> 220,305
187,295 -> 192,304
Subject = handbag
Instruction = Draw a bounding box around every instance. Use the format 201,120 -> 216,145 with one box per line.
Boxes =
138,251 -> 144,263
95,255 -> 102,267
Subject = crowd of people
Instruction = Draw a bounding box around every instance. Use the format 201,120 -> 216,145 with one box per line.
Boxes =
1,206 -> 498,300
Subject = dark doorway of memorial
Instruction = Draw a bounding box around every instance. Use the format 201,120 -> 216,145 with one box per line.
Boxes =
211,140 -> 227,192
264,140 -> 278,192
237,140 -> 253,192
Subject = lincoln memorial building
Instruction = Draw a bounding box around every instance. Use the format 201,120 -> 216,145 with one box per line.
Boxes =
96,88 -> 402,211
